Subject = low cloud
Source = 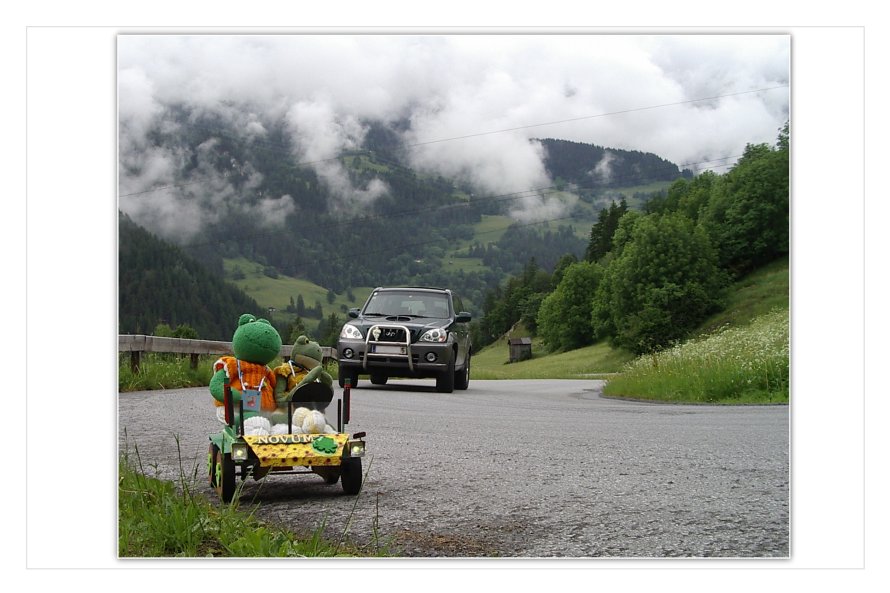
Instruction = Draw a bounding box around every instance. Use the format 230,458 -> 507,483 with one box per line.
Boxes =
285,99 -> 391,211
591,150 -> 616,184
118,35 -> 789,234
256,194 -> 296,228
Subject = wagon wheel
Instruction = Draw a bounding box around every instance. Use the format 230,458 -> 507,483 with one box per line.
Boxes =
341,457 -> 363,495
208,443 -> 219,488
215,448 -> 236,503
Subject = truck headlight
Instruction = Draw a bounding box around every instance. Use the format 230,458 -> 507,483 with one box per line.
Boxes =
232,442 -> 249,461
340,324 -> 363,340
420,328 -> 448,343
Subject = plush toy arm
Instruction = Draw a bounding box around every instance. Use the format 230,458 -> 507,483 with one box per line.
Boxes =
210,369 -> 241,403
296,365 -> 323,389
274,376 -> 288,399
284,366 -> 324,399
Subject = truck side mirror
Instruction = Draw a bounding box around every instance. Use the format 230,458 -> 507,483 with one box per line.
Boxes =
348,308 -> 360,319
455,312 -> 472,323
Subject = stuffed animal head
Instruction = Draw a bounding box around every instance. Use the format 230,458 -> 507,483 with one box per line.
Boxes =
231,313 -> 282,365
290,335 -> 323,369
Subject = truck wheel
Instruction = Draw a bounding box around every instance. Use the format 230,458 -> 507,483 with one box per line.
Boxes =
455,353 -> 470,390
436,358 -> 455,393
338,367 -> 358,389
341,458 -> 363,495
208,443 -> 219,487
370,373 -> 388,385
215,449 -> 236,503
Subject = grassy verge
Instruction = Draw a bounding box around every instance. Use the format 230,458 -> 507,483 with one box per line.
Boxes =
696,256 -> 789,334
119,353 -> 216,391
603,308 -> 789,404
119,441 -> 388,557
118,354 -> 339,392
473,332 -> 634,379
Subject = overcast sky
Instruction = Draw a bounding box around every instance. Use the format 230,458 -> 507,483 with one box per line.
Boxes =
20,16 -> 872,576
118,34 -> 790,235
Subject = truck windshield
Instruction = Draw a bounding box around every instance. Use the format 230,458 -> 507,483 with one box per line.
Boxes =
364,292 -> 450,318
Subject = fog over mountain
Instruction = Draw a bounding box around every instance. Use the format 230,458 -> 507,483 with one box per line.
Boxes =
118,35 -> 789,240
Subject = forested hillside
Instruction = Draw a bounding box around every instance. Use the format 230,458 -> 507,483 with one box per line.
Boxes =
119,213 -> 264,340
540,138 -> 692,188
119,107 -> 690,333
476,123 -> 789,354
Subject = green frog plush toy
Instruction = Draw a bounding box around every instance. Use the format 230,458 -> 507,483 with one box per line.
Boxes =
272,335 -> 333,401
210,313 -> 282,426
269,335 -> 335,431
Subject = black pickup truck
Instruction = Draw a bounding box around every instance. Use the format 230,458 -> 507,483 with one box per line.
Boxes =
336,286 -> 472,393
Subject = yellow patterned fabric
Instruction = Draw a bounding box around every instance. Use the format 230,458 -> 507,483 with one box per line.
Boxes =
273,362 -> 310,392
243,433 -> 348,467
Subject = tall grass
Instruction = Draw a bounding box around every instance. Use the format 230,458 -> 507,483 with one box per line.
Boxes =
603,308 -> 789,404
119,353 -> 216,391
118,437 -> 388,557
119,354 -> 340,394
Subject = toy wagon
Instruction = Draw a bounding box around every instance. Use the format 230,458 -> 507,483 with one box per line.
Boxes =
208,379 -> 366,503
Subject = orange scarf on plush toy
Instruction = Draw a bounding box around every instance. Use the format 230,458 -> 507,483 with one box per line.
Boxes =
213,356 -> 277,411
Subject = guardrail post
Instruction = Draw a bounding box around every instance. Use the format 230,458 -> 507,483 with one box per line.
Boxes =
190,353 -> 199,369
130,351 -> 141,375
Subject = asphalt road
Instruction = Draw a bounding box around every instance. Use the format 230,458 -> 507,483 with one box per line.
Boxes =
118,379 -> 789,558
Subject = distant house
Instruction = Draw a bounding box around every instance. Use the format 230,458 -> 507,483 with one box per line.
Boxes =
508,337 -> 532,363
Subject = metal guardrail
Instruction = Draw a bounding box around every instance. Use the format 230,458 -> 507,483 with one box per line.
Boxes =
119,335 -> 337,374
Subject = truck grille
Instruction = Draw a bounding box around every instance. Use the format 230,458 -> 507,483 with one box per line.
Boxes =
376,327 -> 407,342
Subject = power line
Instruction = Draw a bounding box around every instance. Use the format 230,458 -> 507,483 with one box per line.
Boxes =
176,184 -> 562,249
173,167 -> 697,252
125,133 -> 752,253
119,144 -> 734,204
407,86 -> 788,146
679,155 -> 742,168
119,85 -> 782,198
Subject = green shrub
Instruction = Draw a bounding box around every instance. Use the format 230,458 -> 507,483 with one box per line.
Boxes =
537,261 -> 602,351
594,212 -> 727,354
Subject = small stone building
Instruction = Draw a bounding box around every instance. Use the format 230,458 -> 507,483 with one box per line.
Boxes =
508,337 -> 532,363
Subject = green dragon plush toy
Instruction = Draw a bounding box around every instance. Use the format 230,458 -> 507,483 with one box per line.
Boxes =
210,313 -> 282,425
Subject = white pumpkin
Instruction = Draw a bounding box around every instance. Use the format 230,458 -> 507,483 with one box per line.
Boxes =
270,423 -> 291,435
244,416 -> 271,436
291,407 -> 312,429
302,410 -> 328,434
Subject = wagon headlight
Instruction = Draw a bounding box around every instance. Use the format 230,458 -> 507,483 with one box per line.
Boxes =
232,442 -> 249,461
340,324 -> 363,340
347,440 -> 366,457
420,328 -> 448,343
